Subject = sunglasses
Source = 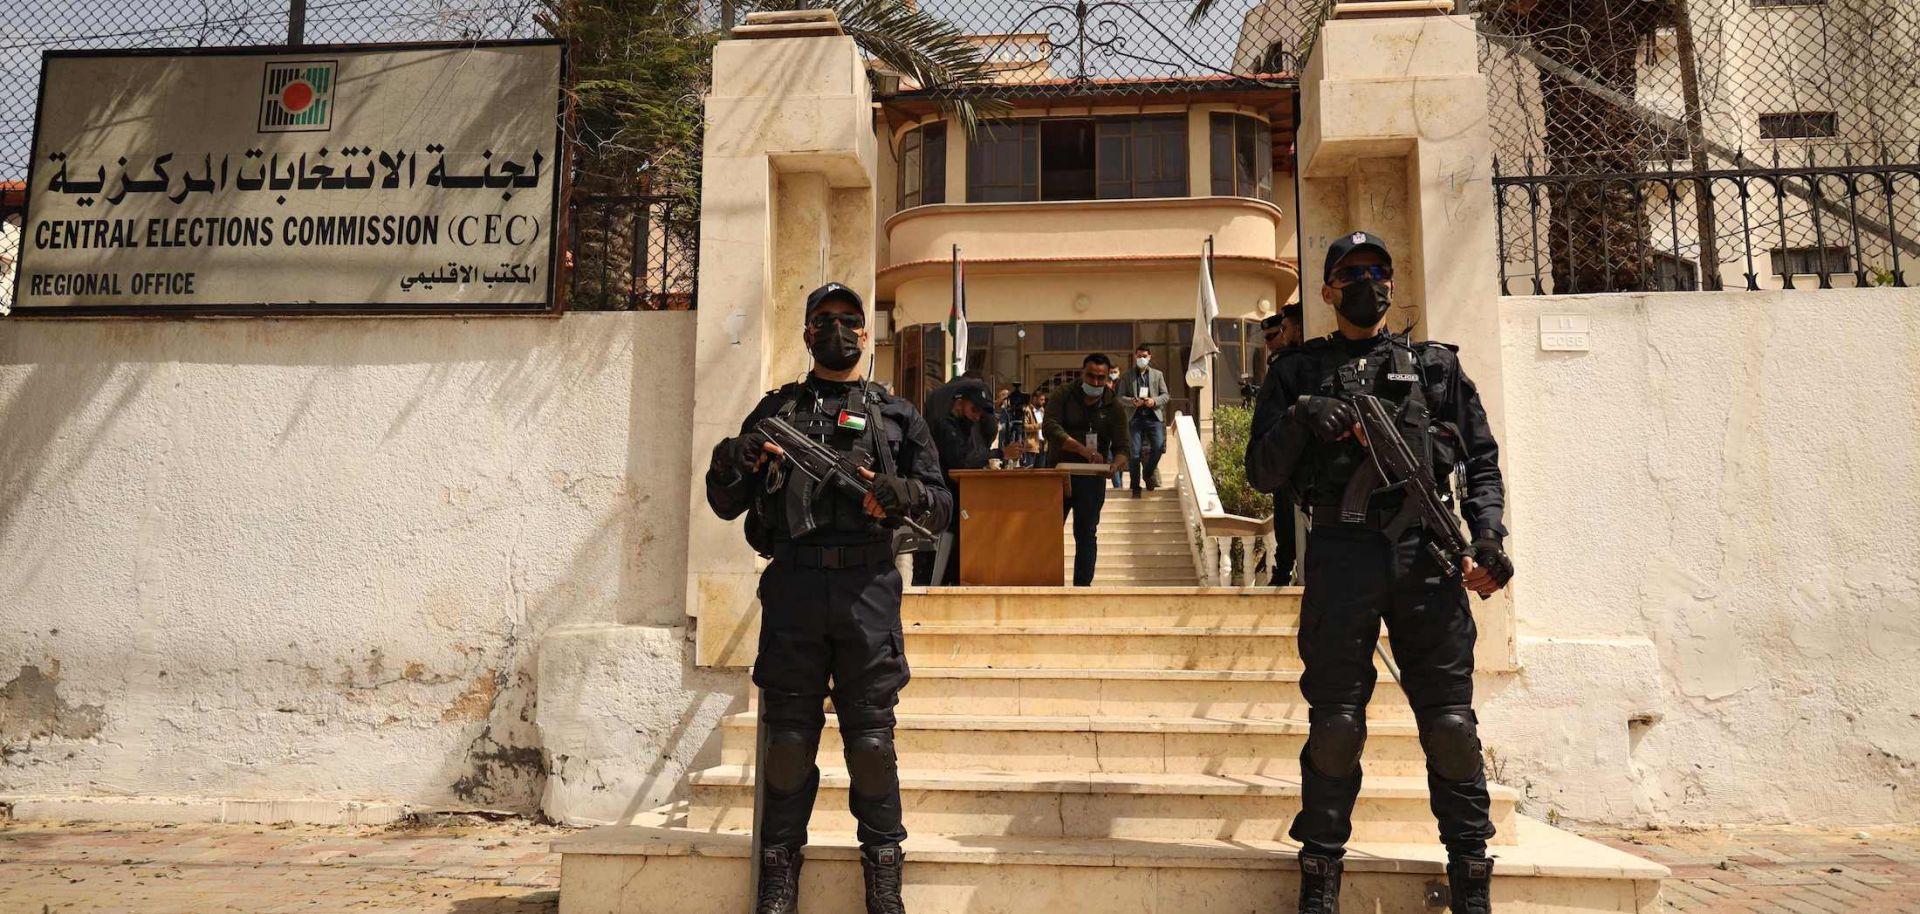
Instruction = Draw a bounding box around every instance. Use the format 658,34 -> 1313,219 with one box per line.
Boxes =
1329,264 -> 1393,284
807,311 -> 865,331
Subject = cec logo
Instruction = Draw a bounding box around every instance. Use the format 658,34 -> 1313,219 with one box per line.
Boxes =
259,60 -> 337,133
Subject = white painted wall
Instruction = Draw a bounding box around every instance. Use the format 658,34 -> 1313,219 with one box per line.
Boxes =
0,312 -> 721,814
1484,288 -> 1920,826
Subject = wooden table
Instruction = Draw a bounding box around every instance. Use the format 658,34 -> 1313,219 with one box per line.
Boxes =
946,468 -> 1069,586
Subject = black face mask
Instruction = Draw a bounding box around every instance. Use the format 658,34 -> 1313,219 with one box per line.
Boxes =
1336,280 -> 1392,328
810,323 -> 863,371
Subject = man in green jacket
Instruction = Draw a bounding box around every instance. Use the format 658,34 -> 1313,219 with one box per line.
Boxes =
1042,352 -> 1134,586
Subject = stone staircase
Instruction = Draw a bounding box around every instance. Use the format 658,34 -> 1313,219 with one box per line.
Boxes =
1066,486 -> 1198,586
553,587 -> 1666,913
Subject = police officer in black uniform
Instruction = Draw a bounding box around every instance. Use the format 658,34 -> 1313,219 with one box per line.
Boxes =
1262,304 -> 1304,586
1245,233 -> 1515,914
706,281 -> 953,914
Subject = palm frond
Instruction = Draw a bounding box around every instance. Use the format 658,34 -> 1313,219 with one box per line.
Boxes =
754,0 -> 1007,134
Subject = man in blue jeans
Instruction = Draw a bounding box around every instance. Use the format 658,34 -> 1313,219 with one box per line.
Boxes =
1121,345 -> 1170,498
1043,353 -> 1134,585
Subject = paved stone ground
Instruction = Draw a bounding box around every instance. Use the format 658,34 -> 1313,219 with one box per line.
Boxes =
0,817 -> 564,914
2,817 -> 1917,913
1589,825 -> 1920,914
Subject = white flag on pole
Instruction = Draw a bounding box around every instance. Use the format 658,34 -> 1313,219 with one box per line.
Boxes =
1186,237 -> 1220,389
949,244 -> 968,380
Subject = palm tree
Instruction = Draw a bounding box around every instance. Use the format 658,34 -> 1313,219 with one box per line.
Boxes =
541,0 -> 996,308
1479,0 -> 1674,293
1188,0 -> 1672,293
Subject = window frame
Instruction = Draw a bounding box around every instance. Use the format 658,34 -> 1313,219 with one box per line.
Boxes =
967,115 -> 1190,203
967,120 -> 1041,203
897,121 -> 947,211
1757,111 -> 1838,139
1209,112 -> 1274,199
1769,245 -> 1851,277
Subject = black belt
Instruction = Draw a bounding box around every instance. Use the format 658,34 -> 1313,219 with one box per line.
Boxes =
771,541 -> 896,570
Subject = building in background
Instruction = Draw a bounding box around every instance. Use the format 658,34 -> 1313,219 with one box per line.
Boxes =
865,3 -> 1318,415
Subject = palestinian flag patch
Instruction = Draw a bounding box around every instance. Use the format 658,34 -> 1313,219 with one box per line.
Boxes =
837,410 -> 868,432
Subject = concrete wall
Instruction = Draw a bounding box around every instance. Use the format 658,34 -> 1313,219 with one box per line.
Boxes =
0,312 -> 721,816
1484,287 -> 1920,826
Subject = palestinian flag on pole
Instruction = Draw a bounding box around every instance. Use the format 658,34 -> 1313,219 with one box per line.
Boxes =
948,243 -> 968,380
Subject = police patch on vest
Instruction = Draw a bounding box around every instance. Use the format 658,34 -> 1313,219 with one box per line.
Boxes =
836,410 -> 868,432
1388,371 -> 1419,382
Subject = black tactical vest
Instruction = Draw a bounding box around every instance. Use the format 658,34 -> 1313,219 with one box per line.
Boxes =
1298,333 -> 1460,522
747,379 -> 897,551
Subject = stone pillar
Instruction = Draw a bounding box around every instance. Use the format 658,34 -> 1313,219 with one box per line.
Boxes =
1296,2 -> 1515,668
686,10 -> 879,667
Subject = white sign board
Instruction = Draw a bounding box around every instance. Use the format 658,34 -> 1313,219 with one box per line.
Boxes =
1539,313 -> 1592,351
13,41 -> 564,315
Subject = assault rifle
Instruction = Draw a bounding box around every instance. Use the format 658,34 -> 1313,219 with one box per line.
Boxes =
1343,394 -> 1484,599
756,416 -> 935,540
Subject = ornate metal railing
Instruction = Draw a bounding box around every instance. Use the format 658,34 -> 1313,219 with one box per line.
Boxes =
907,0 -> 1325,97
566,194 -> 699,311
1493,152 -> 1920,295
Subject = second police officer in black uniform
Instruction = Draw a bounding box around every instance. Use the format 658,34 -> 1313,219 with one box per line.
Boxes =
706,282 -> 953,914
1245,233 -> 1515,914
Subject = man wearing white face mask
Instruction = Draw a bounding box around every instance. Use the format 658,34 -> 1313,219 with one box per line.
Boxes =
1122,346 -> 1171,498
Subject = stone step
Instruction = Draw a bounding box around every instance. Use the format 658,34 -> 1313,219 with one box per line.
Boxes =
889,667 -> 1415,720
1075,514 -> 1190,529
685,766 -> 1518,845
904,625 -> 1355,671
555,813 -> 1667,914
1083,531 -> 1194,546
1091,504 -> 1184,516
1060,551 -> 1193,569
1074,541 -> 1193,554
717,712 -> 1431,777
902,587 -> 1301,629
1075,568 -> 1203,583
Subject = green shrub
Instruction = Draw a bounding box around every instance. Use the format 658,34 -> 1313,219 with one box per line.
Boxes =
1205,405 -> 1272,519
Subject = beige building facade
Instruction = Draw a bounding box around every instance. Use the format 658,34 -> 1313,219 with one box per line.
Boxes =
869,96 -> 1301,414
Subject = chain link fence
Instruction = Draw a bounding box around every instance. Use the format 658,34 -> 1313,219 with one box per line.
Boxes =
902,0 -> 1328,97
1478,0 -> 1920,292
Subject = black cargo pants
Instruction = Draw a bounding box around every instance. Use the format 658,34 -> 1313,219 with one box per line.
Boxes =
1288,522 -> 1495,860
752,556 -> 911,850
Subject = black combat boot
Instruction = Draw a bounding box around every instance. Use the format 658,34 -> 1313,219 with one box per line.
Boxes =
754,844 -> 803,914
1447,856 -> 1493,914
861,844 -> 906,914
1297,852 -> 1343,914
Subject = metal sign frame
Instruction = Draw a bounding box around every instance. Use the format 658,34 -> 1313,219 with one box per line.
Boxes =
9,38 -> 568,318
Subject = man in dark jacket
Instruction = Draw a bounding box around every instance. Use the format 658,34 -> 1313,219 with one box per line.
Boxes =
1245,234 -> 1513,914
922,379 -> 1025,584
1042,352 -> 1134,586
705,282 -> 952,914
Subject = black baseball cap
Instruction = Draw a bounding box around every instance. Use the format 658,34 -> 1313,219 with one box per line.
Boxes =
952,379 -> 994,412
1323,230 -> 1393,282
804,282 -> 863,319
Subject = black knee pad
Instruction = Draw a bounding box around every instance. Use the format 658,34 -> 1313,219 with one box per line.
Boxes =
1418,707 -> 1484,782
1306,706 -> 1367,778
841,729 -> 900,800
763,728 -> 821,796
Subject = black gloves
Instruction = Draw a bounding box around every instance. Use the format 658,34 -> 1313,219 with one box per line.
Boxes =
869,474 -> 926,520
724,432 -> 771,474
1294,395 -> 1358,443
1471,533 -> 1514,588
